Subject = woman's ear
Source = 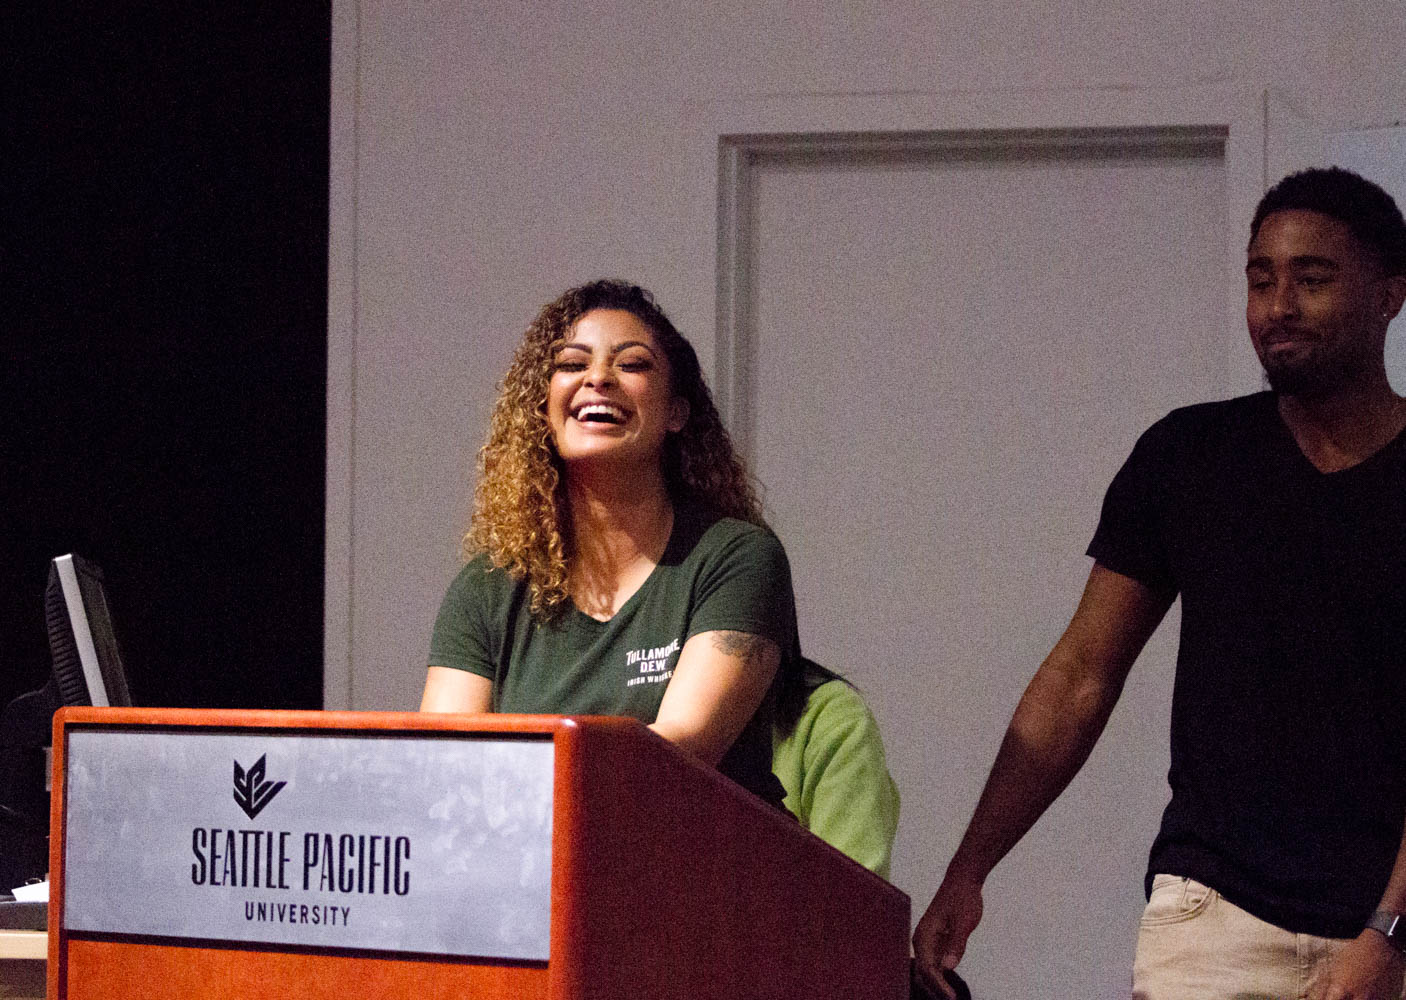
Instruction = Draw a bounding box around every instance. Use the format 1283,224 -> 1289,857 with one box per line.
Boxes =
668,396 -> 690,433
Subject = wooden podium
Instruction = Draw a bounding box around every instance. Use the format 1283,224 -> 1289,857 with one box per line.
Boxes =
48,708 -> 909,999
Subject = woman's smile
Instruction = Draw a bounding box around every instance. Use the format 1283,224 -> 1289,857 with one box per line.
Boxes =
547,308 -> 687,465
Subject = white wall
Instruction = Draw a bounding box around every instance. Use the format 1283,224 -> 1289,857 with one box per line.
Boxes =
328,1 -> 1406,710
326,2 -> 1406,994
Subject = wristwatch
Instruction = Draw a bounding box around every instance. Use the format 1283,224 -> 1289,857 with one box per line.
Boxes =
1365,911 -> 1406,953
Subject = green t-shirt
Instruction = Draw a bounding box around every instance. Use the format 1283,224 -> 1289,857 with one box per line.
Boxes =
772,679 -> 900,879
428,508 -> 799,804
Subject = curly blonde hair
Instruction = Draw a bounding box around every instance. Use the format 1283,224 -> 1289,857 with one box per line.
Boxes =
466,279 -> 763,619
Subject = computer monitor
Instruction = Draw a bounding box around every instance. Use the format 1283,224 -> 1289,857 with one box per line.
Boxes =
0,553 -> 135,889
45,553 -> 133,709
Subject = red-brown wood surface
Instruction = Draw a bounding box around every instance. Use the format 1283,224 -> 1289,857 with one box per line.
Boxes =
49,708 -> 909,1000
61,939 -> 546,1000
549,718 -> 910,1000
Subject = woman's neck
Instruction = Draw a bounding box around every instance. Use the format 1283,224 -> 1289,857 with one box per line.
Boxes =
564,467 -> 675,620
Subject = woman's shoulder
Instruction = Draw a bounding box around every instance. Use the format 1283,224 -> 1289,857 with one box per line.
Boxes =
668,514 -> 791,588
442,551 -> 529,604
431,551 -> 537,653
447,550 -> 498,582
802,679 -> 878,731
664,507 -> 798,644
679,508 -> 784,556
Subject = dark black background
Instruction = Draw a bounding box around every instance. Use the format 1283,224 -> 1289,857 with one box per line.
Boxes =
1,3 -> 331,714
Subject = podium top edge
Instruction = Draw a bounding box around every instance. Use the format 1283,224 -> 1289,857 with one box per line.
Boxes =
52,706 -> 645,737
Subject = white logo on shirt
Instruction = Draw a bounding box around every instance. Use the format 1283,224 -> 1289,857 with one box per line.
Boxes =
624,638 -> 681,688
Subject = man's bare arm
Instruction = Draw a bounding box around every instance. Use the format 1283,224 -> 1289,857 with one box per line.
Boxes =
1307,823 -> 1406,1000
912,564 -> 1173,998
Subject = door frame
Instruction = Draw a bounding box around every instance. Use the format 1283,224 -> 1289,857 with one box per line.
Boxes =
681,84 -> 1270,450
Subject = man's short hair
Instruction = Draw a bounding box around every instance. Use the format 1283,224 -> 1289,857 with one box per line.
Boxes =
1250,166 -> 1406,274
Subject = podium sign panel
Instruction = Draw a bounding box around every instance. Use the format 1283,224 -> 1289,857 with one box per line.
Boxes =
62,728 -> 553,960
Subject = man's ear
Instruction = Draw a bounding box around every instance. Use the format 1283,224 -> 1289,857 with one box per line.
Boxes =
1383,271 -> 1406,322
668,396 -> 690,433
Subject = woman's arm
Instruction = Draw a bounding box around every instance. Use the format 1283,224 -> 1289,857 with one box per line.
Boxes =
420,666 -> 493,713
649,629 -> 780,766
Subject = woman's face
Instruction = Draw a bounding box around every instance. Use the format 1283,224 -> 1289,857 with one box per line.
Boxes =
545,308 -> 688,472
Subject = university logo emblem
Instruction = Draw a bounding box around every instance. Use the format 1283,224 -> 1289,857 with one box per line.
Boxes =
233,754 -> 287,819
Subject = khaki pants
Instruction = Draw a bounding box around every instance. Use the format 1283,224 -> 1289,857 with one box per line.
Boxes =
1132,874 -> 1402,1000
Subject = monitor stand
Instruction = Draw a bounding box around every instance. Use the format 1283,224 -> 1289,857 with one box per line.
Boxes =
0,682 -> 55,891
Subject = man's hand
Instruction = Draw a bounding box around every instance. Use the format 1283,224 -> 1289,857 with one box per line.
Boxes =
912,874 -> 984,1000
1307,931 -> 1405,1000
909,567 -> 1168,999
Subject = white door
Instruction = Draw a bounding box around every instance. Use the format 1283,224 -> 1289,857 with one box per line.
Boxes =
1266,95 -> 1406,390
1326,128 -> 1406,392
740,131 -> 1232,998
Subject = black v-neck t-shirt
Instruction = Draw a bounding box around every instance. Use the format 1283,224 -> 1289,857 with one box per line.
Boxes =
1089,391 -> 1406,937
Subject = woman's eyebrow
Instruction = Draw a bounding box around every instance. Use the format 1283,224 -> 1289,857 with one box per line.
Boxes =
551,340 -> 657,356
608,340 -> 657,356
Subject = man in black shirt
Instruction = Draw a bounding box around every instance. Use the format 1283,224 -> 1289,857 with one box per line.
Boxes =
913,167 -> 1406,1000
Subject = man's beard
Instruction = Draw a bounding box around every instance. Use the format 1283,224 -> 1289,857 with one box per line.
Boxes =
1260,349 -> 1360,398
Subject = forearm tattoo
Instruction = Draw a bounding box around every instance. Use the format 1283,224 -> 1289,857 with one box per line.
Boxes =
710,630 -> 772,666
